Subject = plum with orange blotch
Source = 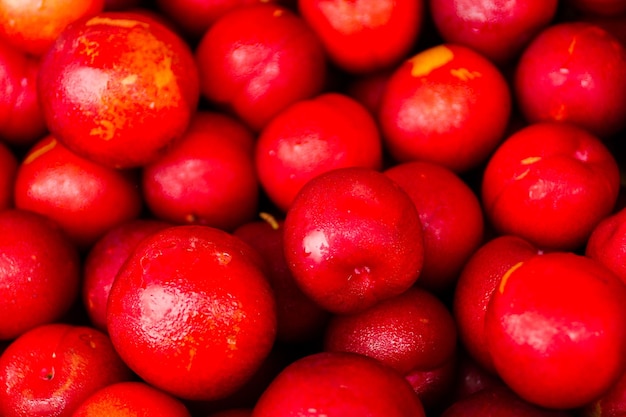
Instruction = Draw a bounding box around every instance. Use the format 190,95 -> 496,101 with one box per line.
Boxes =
378,43 -> 512,172
106,225 -> 277,401
38,11 -> 200,168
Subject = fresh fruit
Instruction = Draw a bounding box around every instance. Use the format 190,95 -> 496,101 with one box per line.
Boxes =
0,323 -> 132,417
255,92 -> 383,212
70,381 -> 192,417
38,11 -> 200,168
142,111 -> 258,230
251,351 -> 427,417
481,122 -> 620,251
378,43 -> 512,172
485,252 -> 626,409
195,4 -> 327,132
298,0 -> 424,73
0,209 -> 81,340
14,135 -> 143,249
283,167 -> 424,314
106,225 -> 277,401
514,21 -> 626,139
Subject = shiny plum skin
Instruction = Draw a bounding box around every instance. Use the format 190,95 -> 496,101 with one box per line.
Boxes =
429,0 -> 558,65
71,381 -> 192,417
0,323 -> 132,417
514,22 -> 626,139
38,11 -> 200,168
255,93 -> 383,212
481,122 -> 620,251
485,252 -> 626,409
0,40 -> 47,146
14,135 -> 143,249
106,225 -> 277,401
283,167 -> 424,314
298,0 -> 423,73
453,235 -> 541,373
585,207 -> 626,284
378,43 -> 512,172
195,4 -> 327,132
142,111 -> 259,231
384,161 -> 484,293
82,219 -> 171,332
0,210 -> 81,340
252,352 -> 426,417
0,0 -> 105,57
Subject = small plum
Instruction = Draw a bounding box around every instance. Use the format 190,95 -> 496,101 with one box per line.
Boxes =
252,351 -> 426,417
71,381 -> 191,417
384,160 -> 484,293
429,0 -> 558,65
142,111 -> 259,231
0,323 -> 132,417
514,22 -> 626,139
14,135 -> 143,249
283,167 -> 424,314
485,252 -> 626,409
378,43 -> 511,172
82,219 -> 172,332
481,122 -> 620,251
195,4 -> 327,132
0,209 -> 81,340
298,0 -> 424,73
255,93 -> 383,212
586,206 -> 626,284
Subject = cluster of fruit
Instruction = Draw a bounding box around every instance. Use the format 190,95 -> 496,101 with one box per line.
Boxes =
0,0 -> 626,416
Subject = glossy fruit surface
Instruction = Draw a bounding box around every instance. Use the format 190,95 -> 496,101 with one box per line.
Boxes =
195,4 -> 327,132
485,252 -> 626,409
0,209 -> 80,340
252,351 -> 426,417
515,22 -> 626,139
481,122 -> 620,251
14,135 -> 143,249
283,167 -> 424,314
71,381 -> 191,417
298,0 -> 423,73
255,93 -> 383,212
107,225 -> 277,401
0,323 -> 132,417
379,43 -> 511,172
142,111 -> 258,230
38,11 -> 199,168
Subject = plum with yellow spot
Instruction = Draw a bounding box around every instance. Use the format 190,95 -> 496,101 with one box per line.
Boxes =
481,122 -> 620,251
485,252 -> 626,409
38,11 -> 199,168
378,43 -> 511,172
